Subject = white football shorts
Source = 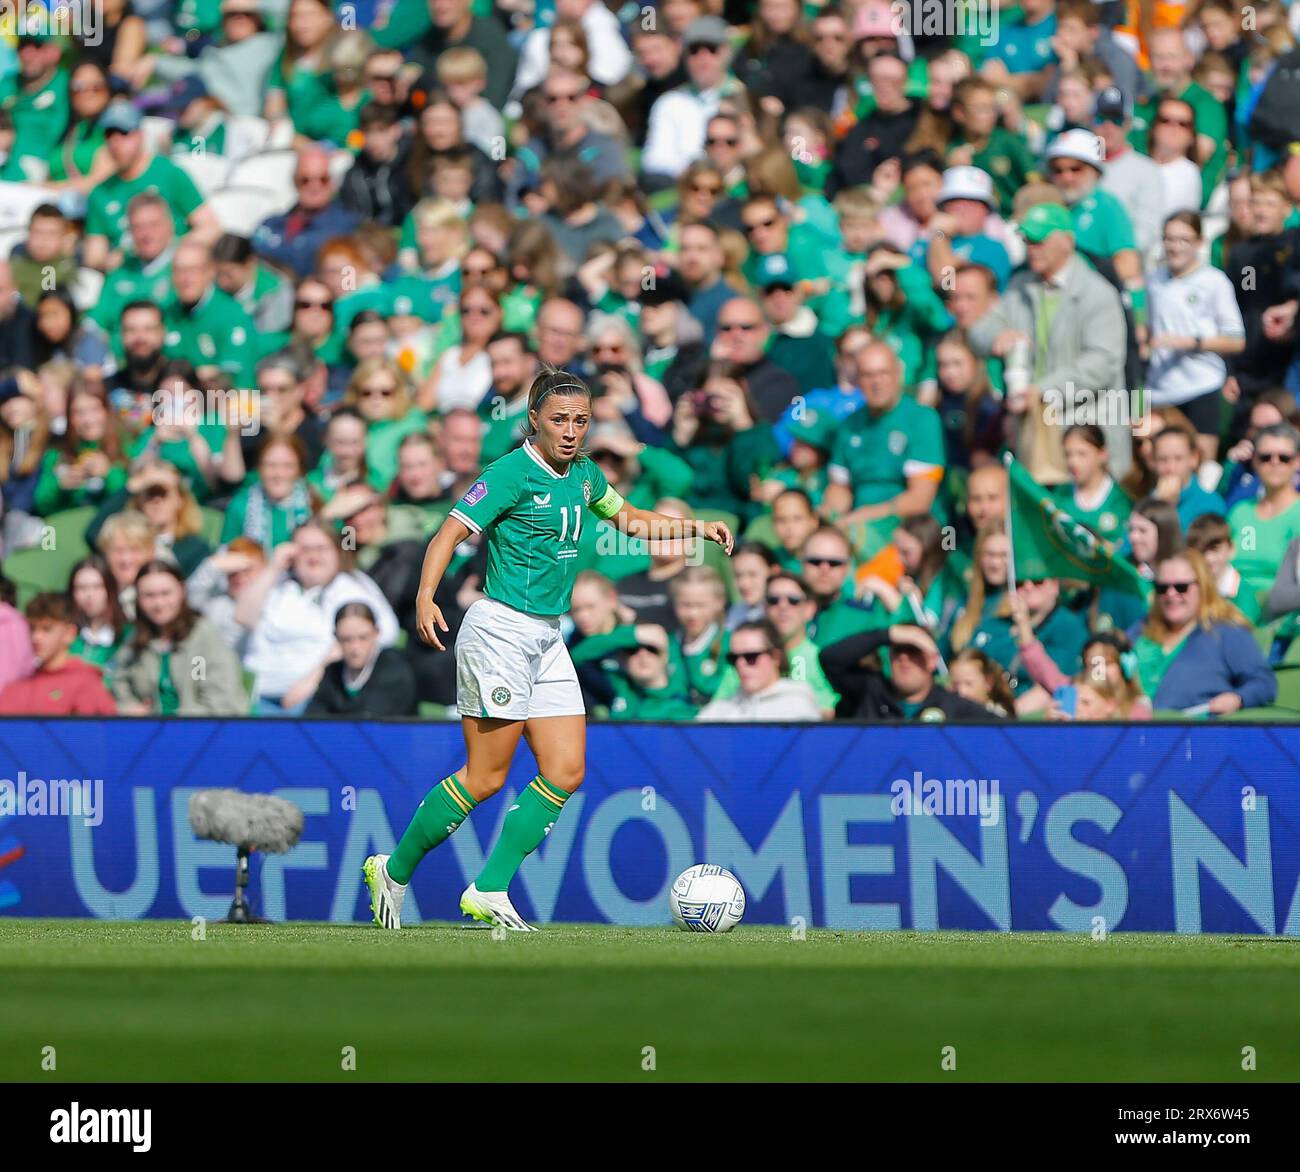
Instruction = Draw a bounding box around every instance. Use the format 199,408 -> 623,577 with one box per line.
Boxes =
455,596 -> 585,721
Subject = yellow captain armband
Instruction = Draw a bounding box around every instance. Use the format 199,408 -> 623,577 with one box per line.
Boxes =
589,485 -> 625,520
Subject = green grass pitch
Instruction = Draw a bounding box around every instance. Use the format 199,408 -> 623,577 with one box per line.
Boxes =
2,920 -> 1299,1082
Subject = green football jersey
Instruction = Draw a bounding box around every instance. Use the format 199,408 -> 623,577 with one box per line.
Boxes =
449,439 -> 624,616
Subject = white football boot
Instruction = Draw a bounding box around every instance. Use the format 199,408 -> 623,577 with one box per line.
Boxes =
460,883 -> 537,932
363,854 -> 406,930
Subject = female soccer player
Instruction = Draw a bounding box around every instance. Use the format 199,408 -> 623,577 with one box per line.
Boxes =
363,369 -> 734,930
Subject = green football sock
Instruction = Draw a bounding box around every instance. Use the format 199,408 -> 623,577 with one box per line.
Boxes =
475,775 -> 569,893
388,774 -> 477,885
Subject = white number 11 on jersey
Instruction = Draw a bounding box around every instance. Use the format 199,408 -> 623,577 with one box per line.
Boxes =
558,504 -> 581,542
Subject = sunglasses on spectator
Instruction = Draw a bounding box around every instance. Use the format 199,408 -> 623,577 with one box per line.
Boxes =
1154,580 -> 1196,595
690,181 -> 722,194
804,556 -> 847,568
727,648 -> 772,665
545,91 -> 581,104
766,592 -> 807,607
463,264 -> 495,277
1257,451 -> 1297,464
361,385 -> 397,398
688,43 -> 723,55
296,298 -> 333,310
718,321 -> 759,332
744,218 -> 778,235
460,304 -> 497,316
707,135 -> 739,148
631,643 -> 665,656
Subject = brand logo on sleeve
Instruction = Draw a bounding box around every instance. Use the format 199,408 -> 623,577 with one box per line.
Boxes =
462,480 -> 487,506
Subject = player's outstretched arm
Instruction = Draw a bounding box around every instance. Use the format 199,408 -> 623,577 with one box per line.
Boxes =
415,515 -> 473,650
613,501 -> 734,556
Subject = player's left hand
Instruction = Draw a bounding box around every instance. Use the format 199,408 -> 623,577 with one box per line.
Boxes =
698,520 -> 734,555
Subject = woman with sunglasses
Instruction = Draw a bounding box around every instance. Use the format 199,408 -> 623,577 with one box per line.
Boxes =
344,358 -> 428,489
421,287 -> 501,413
364,368 -> 734,933
1134,548 -> 1274,714
1149,97 -> 1203,217
1227,424 -> 1300,621
697,618 -> 823,721
49,60 -> 115,191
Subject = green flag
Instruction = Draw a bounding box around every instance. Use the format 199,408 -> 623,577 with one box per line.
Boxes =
1006,457 -> 1149,597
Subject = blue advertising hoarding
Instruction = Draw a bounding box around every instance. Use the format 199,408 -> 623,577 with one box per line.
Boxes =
1,719 -> 1298,933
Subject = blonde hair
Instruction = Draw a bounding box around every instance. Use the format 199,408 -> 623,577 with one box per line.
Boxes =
412,197 -> 469,243
1142,547 -> 1249,643
949,521 -> 1007,652
437,45 -> 487,85
833,188 -> 883,220
670,564 -> 727,604
345,357 -> 417,418
98,508 -> 154,555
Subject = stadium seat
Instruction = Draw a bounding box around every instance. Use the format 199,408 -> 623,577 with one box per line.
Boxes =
2,507 -> 95,604
1271,668 -> 1300,713
170,151 -> 233,199
72,267 -> 104,314
139,115 -> 175,155
207,186 -> 289,232
223,114 -> 272,161
225,150 -> 298,206
0,180 -> 57,230
0,226 -> 24,259
741,511 -> 776,548
200,508 -> 224,547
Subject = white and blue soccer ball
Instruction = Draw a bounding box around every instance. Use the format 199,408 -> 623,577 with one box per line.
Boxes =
669,864 -> 746,933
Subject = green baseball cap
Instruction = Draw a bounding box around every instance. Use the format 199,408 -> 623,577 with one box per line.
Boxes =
786,408 -> 836,453
751,251 -> 796,289
1018,202 -> 1074,244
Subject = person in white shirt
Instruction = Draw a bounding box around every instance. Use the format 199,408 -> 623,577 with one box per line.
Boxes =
512,0 -> 633,96
1148,96 -> 1204,217
1147,210 -> 1246,462
641,16 -> 741,190
235,518 -> 399,714
697,619 -> 823,722
1093,86 -> 1165,265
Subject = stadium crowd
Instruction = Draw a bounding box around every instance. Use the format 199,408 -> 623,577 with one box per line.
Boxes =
3,0 -> 1300,722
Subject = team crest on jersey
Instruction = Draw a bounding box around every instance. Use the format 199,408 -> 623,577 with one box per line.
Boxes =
583,479 -> 592,503
491,686 -> 512,705
462,480 -> 487,505
888,430 -> 907,456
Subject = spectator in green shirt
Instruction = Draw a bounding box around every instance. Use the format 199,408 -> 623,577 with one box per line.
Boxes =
667,361 -> 781,524
1132,27 -> 1230,207
263,0 -> 336,130
164,240 -> 258,388
1055,423 -> 1132,544
820,340 -> 946,557
33,384 -> 129,516
83,102 -> 219,271
343,358 -> 431,490
1227,424 -> 1300,622
947,75 -> 1040,217
223,434 -> 320,548
4,33 -> 69,180
49,60 -> 112,191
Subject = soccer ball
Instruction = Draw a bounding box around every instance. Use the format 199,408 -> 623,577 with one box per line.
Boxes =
669,864 -> 746,933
